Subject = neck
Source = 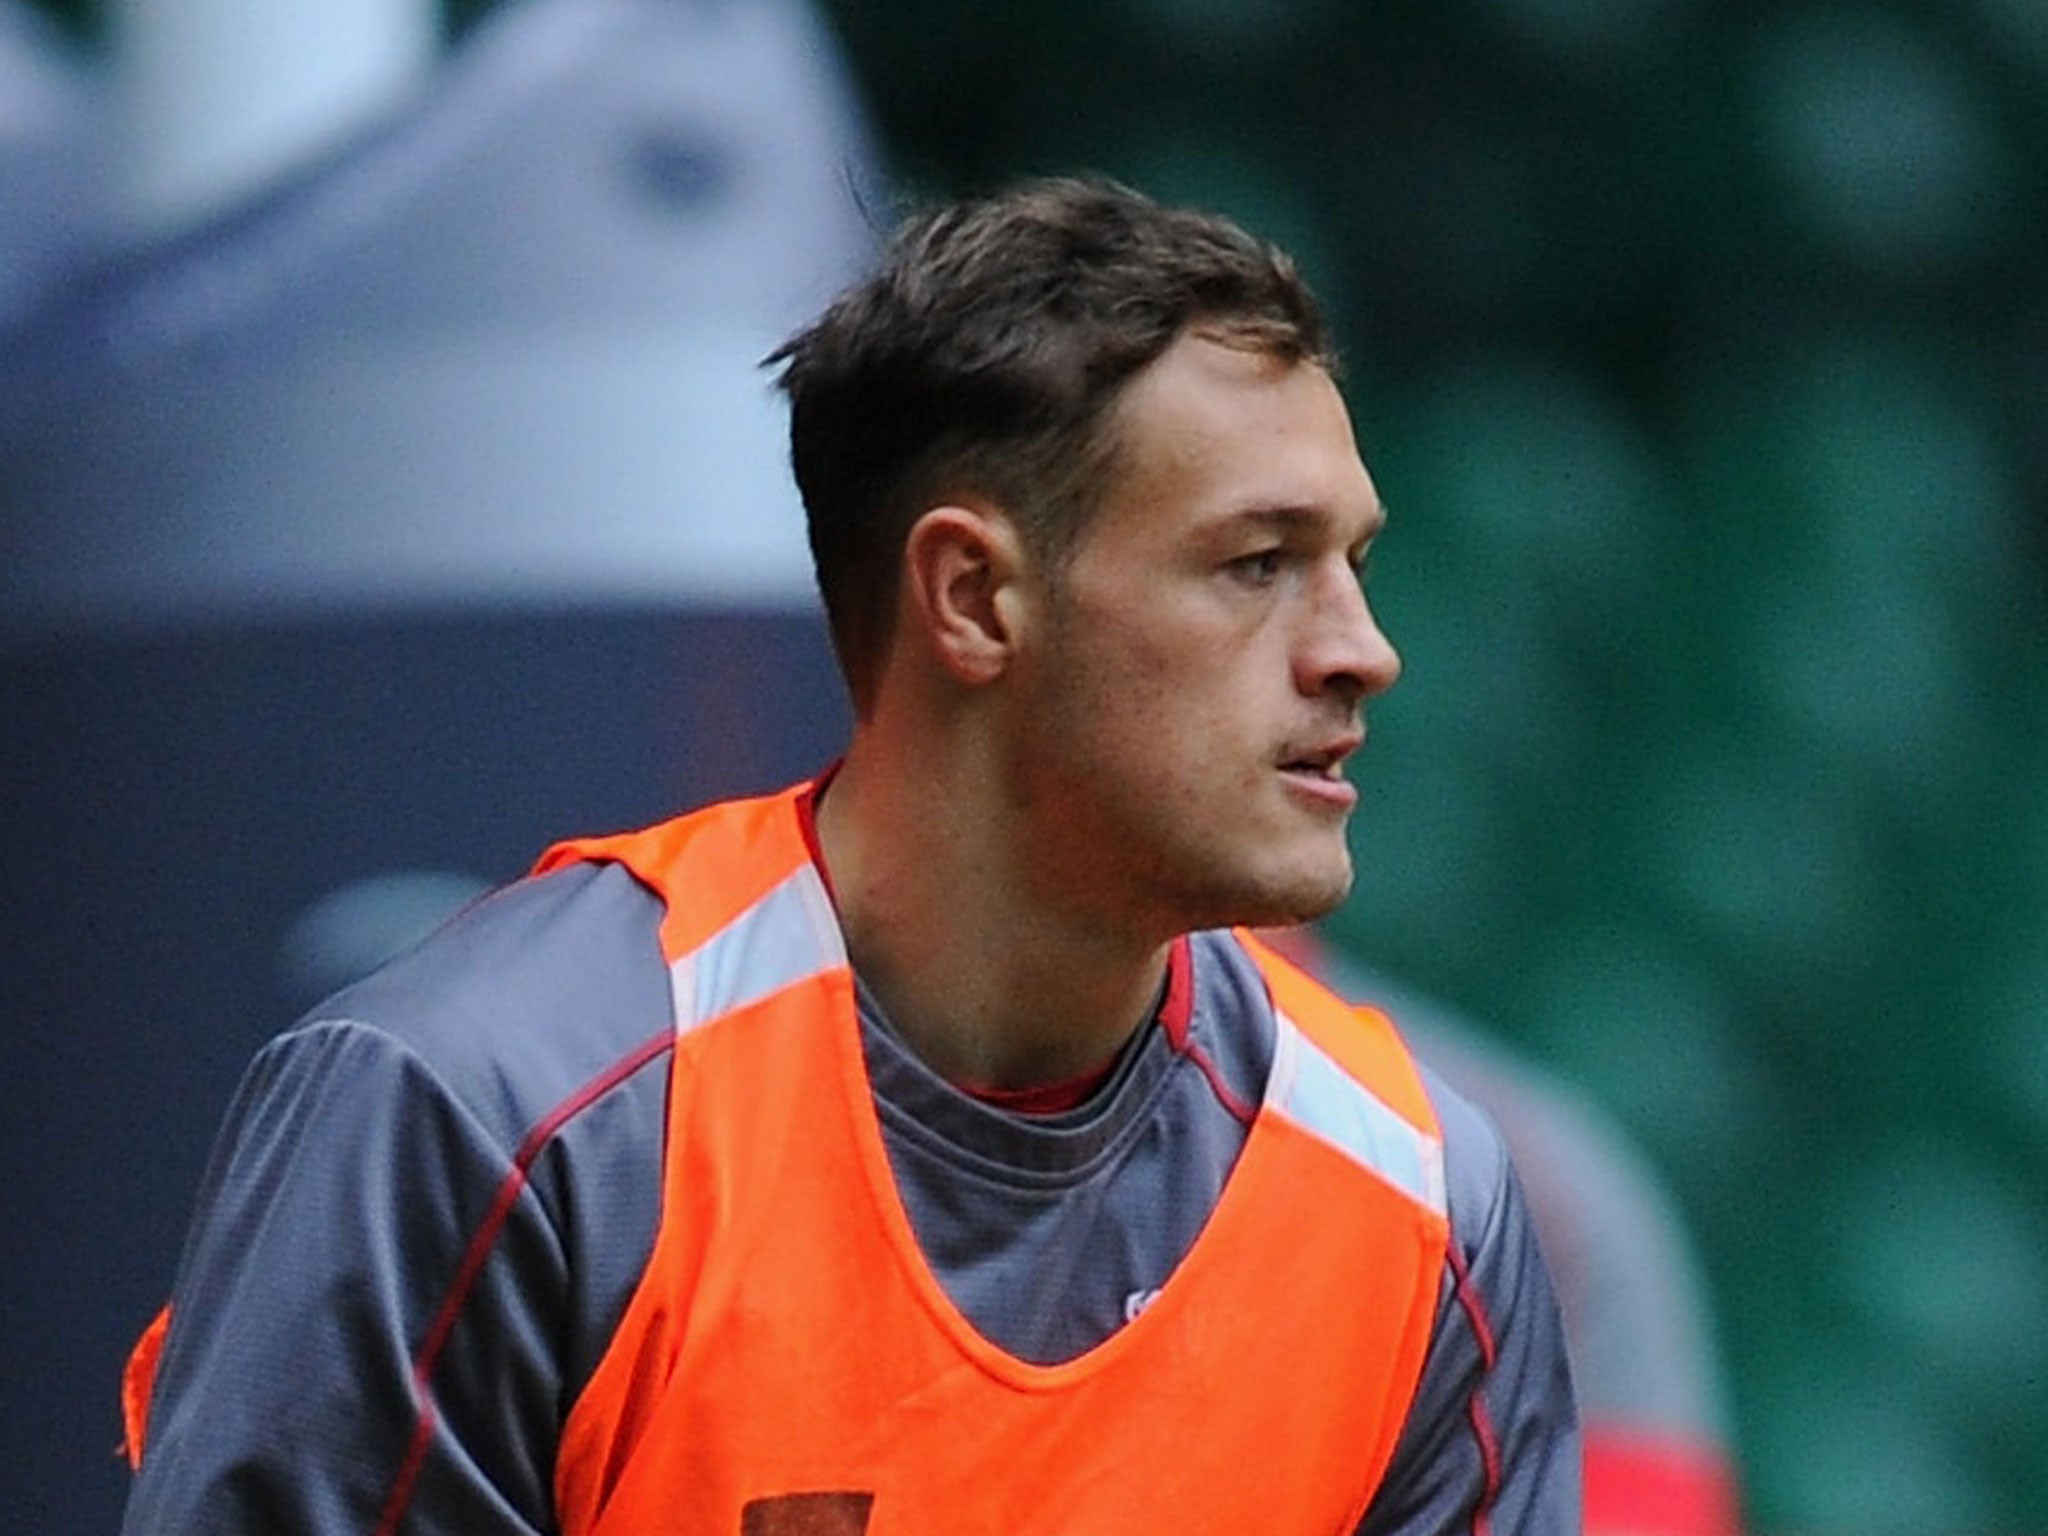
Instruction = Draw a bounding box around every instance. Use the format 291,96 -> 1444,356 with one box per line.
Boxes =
814,731 -> 1170,1092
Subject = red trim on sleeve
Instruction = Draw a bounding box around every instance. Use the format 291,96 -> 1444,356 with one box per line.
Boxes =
1179,1038 -> 1258,1127
1157,935 -> 1194,1048
120,1302 -> 174,1470
1162,937 -> 1258,1127
372,1027 -> 677,1536
1445,1239 -> 1502,1536
1584,1427 -> 1743,1536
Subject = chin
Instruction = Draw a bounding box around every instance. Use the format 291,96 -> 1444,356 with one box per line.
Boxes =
1272,844 -> 1355,919
1200,861 -> 1353,933
1261,884 -> 1350,929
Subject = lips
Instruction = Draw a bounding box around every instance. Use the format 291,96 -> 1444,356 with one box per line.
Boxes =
1278,732 -> 1363,808
1279,731 -> 1363,779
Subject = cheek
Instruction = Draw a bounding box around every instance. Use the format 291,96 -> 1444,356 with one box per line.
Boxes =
1037,608 -> 1266,778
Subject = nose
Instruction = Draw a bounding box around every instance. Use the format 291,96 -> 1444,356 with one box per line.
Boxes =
1296,561 -> 1401,705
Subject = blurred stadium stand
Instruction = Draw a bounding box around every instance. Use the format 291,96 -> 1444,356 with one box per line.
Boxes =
0,0 -> 107,319
6,0 -> 2048,1532
1,0 -> 868,1526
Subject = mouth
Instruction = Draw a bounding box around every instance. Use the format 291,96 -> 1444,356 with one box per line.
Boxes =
1278,734 -> 1363,807
1280,731 -> 1363,775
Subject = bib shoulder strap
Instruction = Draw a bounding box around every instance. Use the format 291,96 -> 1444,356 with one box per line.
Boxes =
534,783 -> 821,964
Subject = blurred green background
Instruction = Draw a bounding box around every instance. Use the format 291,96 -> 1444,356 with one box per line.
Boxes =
711,6 -> 2048,1525
29,0 -> 2048,1530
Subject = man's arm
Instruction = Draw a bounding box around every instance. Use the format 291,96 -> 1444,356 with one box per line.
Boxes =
120,860 -> 675,1535
1358,1071 -> 1581,1536
121,1017 -> 570,1534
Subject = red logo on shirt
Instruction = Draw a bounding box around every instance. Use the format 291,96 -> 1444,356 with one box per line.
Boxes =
741,1491 -> 875,1534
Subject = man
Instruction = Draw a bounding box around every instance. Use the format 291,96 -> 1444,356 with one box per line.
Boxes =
120,178 -> 1578,1533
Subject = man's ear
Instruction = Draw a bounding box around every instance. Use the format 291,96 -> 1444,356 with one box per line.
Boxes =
902,505 -> 1029,688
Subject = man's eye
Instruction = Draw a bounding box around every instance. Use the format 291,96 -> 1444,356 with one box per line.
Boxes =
1230,549 -> 1284,584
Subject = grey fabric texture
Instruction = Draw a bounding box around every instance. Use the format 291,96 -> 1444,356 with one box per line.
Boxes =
122,863 -> 673,1534
1359,1063 -> 1583,1535
124,859 -> 1577,1535
855,931 -> 1273,1367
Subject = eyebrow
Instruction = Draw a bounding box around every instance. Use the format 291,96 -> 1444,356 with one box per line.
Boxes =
1229,502 -> 1388,541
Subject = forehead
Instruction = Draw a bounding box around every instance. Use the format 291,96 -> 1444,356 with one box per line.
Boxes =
1089,332 -> 1380,544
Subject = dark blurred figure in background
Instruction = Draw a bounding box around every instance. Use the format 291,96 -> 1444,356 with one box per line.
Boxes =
3,2 -> 1742,1532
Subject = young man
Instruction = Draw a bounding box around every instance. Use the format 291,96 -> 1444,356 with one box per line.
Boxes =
120,178 -> 1578,1533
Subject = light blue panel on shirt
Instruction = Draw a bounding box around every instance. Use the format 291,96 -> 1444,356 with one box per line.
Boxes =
672,863 -> 845,1028
1274,1024 -> 1446,1215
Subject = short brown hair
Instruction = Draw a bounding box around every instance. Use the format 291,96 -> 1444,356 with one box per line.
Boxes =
766,176 -> 1333,711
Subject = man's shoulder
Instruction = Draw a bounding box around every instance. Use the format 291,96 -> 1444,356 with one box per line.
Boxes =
1411,1058 -> 1514,1223
280,858 -> 674,1145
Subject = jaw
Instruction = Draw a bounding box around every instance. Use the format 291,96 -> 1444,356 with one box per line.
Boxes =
1248,788 -> 1359,922
1157,814 -> 1357,935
